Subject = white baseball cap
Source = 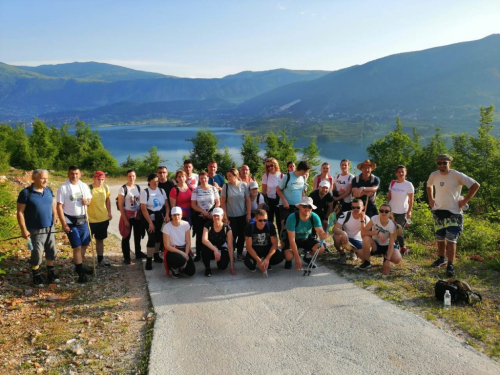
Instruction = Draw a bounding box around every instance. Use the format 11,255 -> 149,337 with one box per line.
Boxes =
249,181 -> 259,189
212,207 -> 224,216
319,180 -> 331,188
171,206 -> 182,216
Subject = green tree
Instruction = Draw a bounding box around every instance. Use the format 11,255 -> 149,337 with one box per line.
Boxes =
188,128 -> 219,171
216,146 -> 236,174
141,146 -> 164,175
9,125 -> 33,169
276,129 -> 297,171
264,132 -> 280,160
301,136 -> 322,187
241,134 -> 262,178
29,119 -> 57,169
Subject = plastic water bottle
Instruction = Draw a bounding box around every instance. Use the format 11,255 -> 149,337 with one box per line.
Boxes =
27,238 -> 33,252
406,218 -> 411,226
444,290 -> 451,310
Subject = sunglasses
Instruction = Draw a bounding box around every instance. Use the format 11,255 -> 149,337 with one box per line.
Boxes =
257,219 -> 267,223
379,209 -> 391,214
352,206 -> 361,210
436,161 -> 449,165
266,165 -> 275,168
300,205 -> 313,209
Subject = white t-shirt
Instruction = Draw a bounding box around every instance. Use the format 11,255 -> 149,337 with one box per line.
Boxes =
427,169 -> 477,214
186,173 -> 199,190
262,172 -> 283,199
333,173 -> 354,203
250,193 -> 266,213
370,215 -> 396,246
120,184 -> 141,211
57,180 -> 92,223
336,212 -> 370,241
162,221 -> 190,247
191,186 -> 220,211
140,187 -> 167,221
389,180 -> 414,214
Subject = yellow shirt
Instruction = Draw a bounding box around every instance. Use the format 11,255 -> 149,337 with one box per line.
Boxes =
88,184 -> 110,223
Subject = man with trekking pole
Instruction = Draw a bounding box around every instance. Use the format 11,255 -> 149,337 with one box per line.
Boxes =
56,165 -> 94,283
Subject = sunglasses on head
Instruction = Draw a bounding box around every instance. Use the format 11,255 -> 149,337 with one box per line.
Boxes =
352,206 -> 362,210
379,209 -> 391,214
436,161 -> 449,165
257,219 -> 267,223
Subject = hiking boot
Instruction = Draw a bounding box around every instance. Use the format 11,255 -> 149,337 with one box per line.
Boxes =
431,257 -> 447,268
446,263 -> 456,277
135,251 -> 147,259
400,246 -> 408,256
47,269 -> 60,284
338,253 -> 347,265
77,271 -> 88,284
153,253 -> 163,263
32,270 -> 44,288
356,261 -> 372,270
284,260 -> 292,269
303,255 -> 317,269
171,268 -> 181,278
145,258 -> 153,271
82,266 -> 94,275
349,251 -> 358,261
124,258 -> 132,265
98,258 -> 111,267
205,269 -> 212,277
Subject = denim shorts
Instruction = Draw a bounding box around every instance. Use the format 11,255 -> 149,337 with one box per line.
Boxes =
67,223 -> 91,249
348,238 -> 363,250
432,212 -> 463,243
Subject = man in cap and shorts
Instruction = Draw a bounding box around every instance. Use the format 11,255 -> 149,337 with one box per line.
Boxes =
351,160 -> 380,218
427,154 -> 480,277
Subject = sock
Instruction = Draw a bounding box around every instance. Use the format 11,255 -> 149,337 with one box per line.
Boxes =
47,265 -> 54,272
439,256 -> 445,261
98,255 -> 104,263
448,261 -> 454,266
75,263 -> 83,274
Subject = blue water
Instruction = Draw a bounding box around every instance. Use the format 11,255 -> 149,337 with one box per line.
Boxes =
94,124 -> 367,174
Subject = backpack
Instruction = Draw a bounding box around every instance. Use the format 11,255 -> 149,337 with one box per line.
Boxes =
250,219 -> 271,232
283,173 -> 292,190
89,183 -> 109,195
207,223 -> 229,238
355,174 -> 377,203
115,184 -> 141,210
341,211 -> 352,231
144,187 -> 167,214
434,279 -> 482,305
335,174 -> 352,185
25,184 -> 54,202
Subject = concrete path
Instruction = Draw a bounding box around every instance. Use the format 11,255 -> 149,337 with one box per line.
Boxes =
107,184 -> 500,375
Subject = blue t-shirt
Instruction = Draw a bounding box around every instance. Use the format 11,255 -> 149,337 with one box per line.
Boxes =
278,172 -> 306,206
17,185 -> 54,230
285,212 -> 322,241
209,174 -> 225,188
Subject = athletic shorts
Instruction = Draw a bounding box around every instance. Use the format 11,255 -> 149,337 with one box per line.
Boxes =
29,226 -> 58,265
66,223 -> 90,249
348,238 -> 363,250
283,236 -> 320,253
432,212 -> 463,243
89,220 -> 109,240
371,242 -> 389,256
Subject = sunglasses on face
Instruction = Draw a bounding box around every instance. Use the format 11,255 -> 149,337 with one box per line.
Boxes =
266,165 -> 275,168
379,209 -> 391,214
437,161 -> 449,166
352,206 -> 361,210
301,205 -> 313,209
257,219 -> 267,223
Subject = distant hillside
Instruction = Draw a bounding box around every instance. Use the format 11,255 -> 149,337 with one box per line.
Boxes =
17,61 -> 169,82
238,34 -> 500,123
0,63 -> 331,118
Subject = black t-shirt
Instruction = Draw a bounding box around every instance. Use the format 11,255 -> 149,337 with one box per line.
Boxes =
309,189 -> 334,219
204,222 -> 231,249
244,221 -> 277,254
351,174 -> 380,205
158,180 -> 175,201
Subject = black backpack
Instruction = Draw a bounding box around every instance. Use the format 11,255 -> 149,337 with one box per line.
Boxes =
115,184 -> 141,210
434,279 -> 482,305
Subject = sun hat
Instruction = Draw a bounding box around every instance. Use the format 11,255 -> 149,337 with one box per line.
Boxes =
436,154 -> 453,161
356,160 -> 377,171
212,207 -> 224,216
171,206 -> 182,216
319,180 -> 331,188
295,196 -> 317,210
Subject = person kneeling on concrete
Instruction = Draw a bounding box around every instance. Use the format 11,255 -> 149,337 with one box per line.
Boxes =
357,203 -> 402,274
282,197 -> 327,271
162,207 -> 196,278
244,209 -> 284,274
201,207 -> 237,277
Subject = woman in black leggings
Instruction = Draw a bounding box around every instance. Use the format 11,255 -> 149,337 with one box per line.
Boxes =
201,207 -> 237,277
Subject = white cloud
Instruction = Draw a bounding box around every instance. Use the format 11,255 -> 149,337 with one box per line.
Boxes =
277,3 -> 286,10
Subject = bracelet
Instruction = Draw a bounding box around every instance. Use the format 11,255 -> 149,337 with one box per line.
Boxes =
384,258 -> 390,262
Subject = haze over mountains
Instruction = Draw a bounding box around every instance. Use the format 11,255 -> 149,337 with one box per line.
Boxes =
1,34 -> 499,127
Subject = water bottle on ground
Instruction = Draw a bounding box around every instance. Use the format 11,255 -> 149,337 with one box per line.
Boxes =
444,290 -> 451,310
27,238 -> 33,252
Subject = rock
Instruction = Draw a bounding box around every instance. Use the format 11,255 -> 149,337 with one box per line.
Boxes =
46,295 -> 58,302
66,339 -> 77,345
73,345 -> 85,355
36,368 -> 45,374
25,289 -> 33,296
147,312 -> 154,320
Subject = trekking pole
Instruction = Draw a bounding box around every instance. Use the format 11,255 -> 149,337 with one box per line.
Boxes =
303,212 -> 337,276
83,203 -> 96,276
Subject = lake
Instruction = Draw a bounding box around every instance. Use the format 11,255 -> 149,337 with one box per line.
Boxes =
94,124 -> 368,174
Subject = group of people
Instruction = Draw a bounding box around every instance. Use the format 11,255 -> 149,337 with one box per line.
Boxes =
17,152 -> 479,286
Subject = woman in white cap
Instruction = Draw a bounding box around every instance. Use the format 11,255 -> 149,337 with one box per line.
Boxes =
221,168 -> 251,261
201,207 -> 236,277
162,206 -> 195,278
249,181 -> 265,218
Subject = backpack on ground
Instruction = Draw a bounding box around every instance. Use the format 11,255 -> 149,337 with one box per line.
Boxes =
115,184 -> 141,210
434,279 -> 482,305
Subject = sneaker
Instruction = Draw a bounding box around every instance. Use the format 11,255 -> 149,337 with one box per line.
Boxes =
349,251 -> 358,261
171,268 -> 181,278
400,246 -> 408,256
124,258 -> 132,265
205,269 -> 212,277
153,253 -> 163,263
82,266 -> 94,275
268,265 -> 273,272
145,258 -> 153,271
47,270 -> 60,284
302,255 -> 317,269
77,271 -> 88,284
135,251 -> 147,259
431,257 -> 447,268
356,261 -> 372,270
446,263 -> 456,277
32,270 -> 44,288
237,254 -> 244,261
248,266 -> 257,272
338,253 -> 347,265
284,260 -> 292,269
99,259 -> 111,267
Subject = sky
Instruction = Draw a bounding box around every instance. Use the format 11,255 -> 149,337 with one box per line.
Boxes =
1,0 -> 499,78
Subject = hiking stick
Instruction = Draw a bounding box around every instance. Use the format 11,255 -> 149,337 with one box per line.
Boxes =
303,212 -> 337,276
79,182 -> 96,276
